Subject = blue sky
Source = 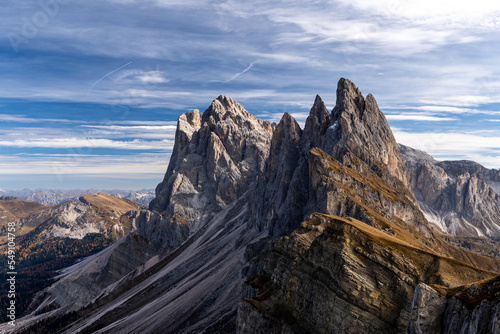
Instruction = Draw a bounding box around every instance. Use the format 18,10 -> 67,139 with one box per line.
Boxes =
1,0 -> 500,190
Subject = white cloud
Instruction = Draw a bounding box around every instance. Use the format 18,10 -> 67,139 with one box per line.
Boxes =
81,124 -> 177,139
0,114 -> 79,123
112,120 -> 177,126
411,106 -> 500,115
0,153 -> 170,175
336,0 -> 500,27
252,52 -> 323,67
123,89 -> 192,98
385,115 -> 457,121
137,72 -> 169,83
0,138 -> 174,150
114,70 -> 169,84
394,130 -> 500,168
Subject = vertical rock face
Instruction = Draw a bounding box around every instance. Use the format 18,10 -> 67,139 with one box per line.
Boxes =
149,95 -> 273,235
408,278 -> 500,334
251,112 -> 304,237
407,284 -> 447,334
325,78 -> 411,189
252,78 -> 413,238
400,144 -> 500,238
302,94 -> 330,149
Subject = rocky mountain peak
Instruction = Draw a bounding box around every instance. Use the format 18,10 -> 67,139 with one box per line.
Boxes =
333,77 -> 365,119
151,94 -> 273,225
310,94 -> 330,122
180,108 -> 201,128
275,112 -> 302,140
302,94 -> 331,149
328,78 -> 411,189
202,95 -> 253,123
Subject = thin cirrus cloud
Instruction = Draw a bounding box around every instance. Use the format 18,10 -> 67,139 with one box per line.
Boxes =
81,124 -> 178,140
393,130 -> 500,168
0,114 -> 81,123
112,70 -> 170,84
386,106 -> 500,116
0,138 -> 174,150
385,115 -> 458,121
0,154 -> 170,175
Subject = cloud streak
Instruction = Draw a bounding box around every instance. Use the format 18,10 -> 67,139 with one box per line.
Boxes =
224,61 -> 258,83
86,61 -> 133,97
0,138 -> 174,150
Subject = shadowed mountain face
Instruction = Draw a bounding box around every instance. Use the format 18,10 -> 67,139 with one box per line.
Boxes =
6,79 -> 500,334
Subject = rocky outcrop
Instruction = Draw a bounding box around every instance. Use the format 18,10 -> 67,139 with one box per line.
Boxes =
408,277 -> 500,334
128,210 -> 189,250
250,79 -> 413,239
400,144 -> 500,238
239,214 -> 497,334
325,79 -> 411,189
150,96 -> 273,233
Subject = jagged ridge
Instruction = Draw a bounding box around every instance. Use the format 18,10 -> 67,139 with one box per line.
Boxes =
7,78 -> 500,334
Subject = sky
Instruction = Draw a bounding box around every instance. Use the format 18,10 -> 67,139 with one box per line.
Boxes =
1,0 -> 500,190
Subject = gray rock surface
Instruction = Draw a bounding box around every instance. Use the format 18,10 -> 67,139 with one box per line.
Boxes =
408,278 -> 500,334
239,213 -> 497,334
400,144 -> 500,238
150,96 -> 273,233
407,283 -> 447,334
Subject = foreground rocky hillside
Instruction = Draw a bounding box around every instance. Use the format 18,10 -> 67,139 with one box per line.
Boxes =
4,79 -> 500,334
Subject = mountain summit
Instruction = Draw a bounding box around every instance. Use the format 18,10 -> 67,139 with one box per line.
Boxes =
9,79 -> 500,334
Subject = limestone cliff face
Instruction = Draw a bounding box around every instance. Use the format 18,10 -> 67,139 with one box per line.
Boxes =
408,277 -> 500,334
324,79 -> 411,189
400,144 -> 500,238
251,79 -> 412,239
150,96 -> 273,234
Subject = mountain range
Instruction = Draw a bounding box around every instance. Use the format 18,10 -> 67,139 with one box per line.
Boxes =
2,78 -> 500,334
0,189 -> 155,206
0,194 -> 144,323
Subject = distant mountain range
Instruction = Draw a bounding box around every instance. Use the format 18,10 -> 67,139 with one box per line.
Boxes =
2,79 -> 500,333
0,188 -> 155,206
0,193 -> 144,322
